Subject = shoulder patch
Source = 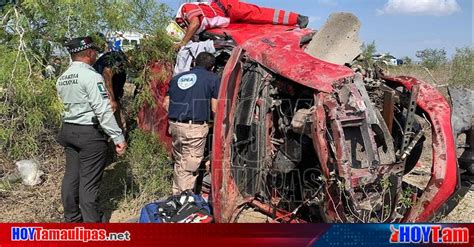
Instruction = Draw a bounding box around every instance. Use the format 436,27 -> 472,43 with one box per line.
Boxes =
97,82 -> 108,99
177,73 -> 197,90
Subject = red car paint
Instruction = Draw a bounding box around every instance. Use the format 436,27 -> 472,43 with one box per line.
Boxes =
211,24 -> 355,93
211,47 -> 245,223
383,76 -> 458,222
139,24 -> 458,223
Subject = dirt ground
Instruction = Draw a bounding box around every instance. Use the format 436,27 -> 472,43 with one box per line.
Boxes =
1,146 -> 472,223
403,127 -> 473,223
0,74 -> 472,223
0,141 -> 64,222
0,113 -> 472,223
442,192 -> 474,223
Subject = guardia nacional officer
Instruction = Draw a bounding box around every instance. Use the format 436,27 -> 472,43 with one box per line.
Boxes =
56,36 -> 127,222
165,52 -> 220,195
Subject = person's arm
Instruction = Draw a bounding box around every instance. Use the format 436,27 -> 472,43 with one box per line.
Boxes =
174,16 -> 200,50
84,73 -> 127,155
211,98 -> 217,114
211,76 -> 221,115
164,95 -> 170,113
102,67 -> 118,112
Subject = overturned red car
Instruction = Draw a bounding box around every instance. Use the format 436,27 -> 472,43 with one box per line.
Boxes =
139,21 -> 468,223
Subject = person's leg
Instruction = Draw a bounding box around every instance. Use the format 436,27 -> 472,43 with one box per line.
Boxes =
178,123 -> 209,192
61,146 -> 82,222
171,121 -> 188,195
78,128 -> 108,223
57,124 -> 83,222
223,0 -> 299,26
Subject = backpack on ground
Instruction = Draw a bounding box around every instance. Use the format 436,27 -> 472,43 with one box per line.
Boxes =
138,191 -> 212,223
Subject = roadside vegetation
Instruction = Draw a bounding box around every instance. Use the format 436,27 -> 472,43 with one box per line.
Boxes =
389,47 -> 473,88
362,41 -> 473,88
0,0 -> 175,222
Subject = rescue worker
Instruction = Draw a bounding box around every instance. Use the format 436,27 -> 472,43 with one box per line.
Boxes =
174,0 -> 309,50
164,52 -> 220,194
56,36 -> 127,222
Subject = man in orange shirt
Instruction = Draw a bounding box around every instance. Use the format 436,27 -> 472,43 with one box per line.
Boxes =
174,0 -> 309,49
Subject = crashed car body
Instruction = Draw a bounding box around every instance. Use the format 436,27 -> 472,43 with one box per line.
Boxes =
139,23 -> 462,223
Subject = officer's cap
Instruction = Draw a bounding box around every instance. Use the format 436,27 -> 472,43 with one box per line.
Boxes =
65,36 -> 100,54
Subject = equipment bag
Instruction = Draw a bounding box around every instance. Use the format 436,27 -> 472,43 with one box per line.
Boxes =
139,191 -> 212,223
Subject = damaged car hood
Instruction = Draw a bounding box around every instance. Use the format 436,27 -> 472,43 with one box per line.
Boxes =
207,24 -> 355,93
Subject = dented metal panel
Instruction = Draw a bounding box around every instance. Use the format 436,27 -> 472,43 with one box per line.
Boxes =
141,20 -> 459,223
383,76 -> 458,222
212,47 -> 245,223
207,24 -> 355,93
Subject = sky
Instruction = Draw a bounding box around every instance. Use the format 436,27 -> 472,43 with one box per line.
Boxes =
159,0 -> 473,59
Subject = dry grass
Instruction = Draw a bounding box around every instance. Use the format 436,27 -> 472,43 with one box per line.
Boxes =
0,134 -> 64,222
0,129 -> 170,223
387,65 -> 452,86
0,84 -> 172,223
386,47 -> 473,89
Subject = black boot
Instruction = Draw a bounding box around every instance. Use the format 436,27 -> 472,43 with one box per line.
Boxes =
297,15 -> 309,28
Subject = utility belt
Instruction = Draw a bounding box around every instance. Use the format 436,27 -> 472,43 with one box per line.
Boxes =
213,0 -> 229,17
169,118 -> 207,125
62,122 -> 101,130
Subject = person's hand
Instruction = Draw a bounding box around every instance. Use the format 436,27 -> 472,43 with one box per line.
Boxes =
110,100 -> 118,112
115,142 -> 127,156
172,42 -> 184,51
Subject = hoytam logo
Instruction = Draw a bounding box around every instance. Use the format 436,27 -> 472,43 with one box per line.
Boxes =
390,225 -> 469,244
11,227 -> 131,242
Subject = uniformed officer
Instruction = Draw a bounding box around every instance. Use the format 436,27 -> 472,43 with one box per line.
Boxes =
56,36 -> 127,222
164,52 -> 220,195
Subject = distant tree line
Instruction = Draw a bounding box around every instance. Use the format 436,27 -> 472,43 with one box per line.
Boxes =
361,41 -> 473,86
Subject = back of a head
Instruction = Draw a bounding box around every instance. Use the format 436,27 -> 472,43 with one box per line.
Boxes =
195,52 -> 215,71
71,50 -> 88,61
65,37 -> 95,59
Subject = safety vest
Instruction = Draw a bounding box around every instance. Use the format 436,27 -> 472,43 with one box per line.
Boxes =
177,2 -> 230,34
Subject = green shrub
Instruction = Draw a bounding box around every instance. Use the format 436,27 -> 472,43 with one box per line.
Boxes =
126,30 -> 175,117
0,0 -> 172,160
122,129 -> 172,209
416,48 -> 448,70
361,41 -> 377,65
449,47 -> 474,86
0,45 -> 62,160
401,56 -> 413,66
